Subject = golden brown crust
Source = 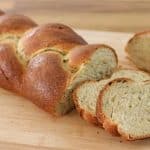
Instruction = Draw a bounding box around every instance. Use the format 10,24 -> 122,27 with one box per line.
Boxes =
19,23 -> 87,58
133,30 -> 150,37
68,44 -> 118,68
0,42 -> 73,116
22,52 -> 71,116
73,80 -> 99,125
0,49 -> 72,116
0,44 -> 23,92
0,14 -> 37,35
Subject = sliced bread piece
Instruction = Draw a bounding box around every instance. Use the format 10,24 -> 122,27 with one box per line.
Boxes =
73,69 -> 150,125
96,78 -> 150,140
126,31 -> 150,73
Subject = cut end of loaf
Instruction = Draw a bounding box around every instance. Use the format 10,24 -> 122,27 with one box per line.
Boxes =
126,31 -> 150,73
97,78 -> 150,140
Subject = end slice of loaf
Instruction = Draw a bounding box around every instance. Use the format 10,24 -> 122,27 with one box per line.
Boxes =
126,31 -> 150,73
96,78 -> 150,140
73,69 -> 150,125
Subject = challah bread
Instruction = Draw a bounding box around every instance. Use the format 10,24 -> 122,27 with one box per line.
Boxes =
0,15 -> 86,115
0,11 -> 119,116
73,69 -> 150,125
97,78 -> 150,140
126,31 -> 150,73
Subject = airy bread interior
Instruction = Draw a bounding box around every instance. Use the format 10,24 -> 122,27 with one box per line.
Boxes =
75,69 -> 150,122
100,79 -> 150,139
72,48 -> 117,83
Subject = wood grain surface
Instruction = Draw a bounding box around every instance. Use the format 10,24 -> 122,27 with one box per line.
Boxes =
0,0 -> 150,32
0,30 -> 149,150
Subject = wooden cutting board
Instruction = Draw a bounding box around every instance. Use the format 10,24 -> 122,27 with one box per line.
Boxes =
0,30 -> 149,150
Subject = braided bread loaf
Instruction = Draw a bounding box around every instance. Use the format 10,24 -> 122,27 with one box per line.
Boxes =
0,10 -> 118,116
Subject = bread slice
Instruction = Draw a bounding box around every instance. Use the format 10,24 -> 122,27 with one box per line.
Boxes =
96,78 -> 150,140
73,69 -> 150,125
126,31 -> 150,73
